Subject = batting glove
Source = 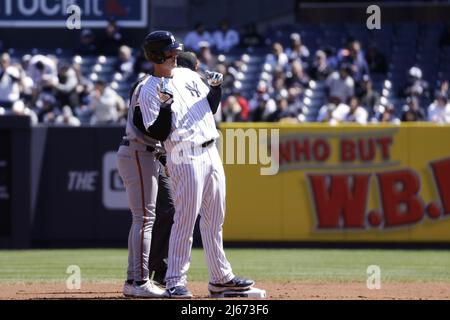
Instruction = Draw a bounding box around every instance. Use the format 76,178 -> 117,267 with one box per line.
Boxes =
157,78 -> 174,105
205,70 -> 223,87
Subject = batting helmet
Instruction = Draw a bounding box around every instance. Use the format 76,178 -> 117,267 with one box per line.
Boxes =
143,30 -> 183,64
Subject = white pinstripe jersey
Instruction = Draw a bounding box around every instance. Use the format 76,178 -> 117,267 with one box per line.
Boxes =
139,67 -> 220,154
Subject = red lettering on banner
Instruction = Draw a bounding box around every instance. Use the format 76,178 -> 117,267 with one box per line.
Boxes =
280,139 -> 331,164
430,158 -> 450,215
359,139 -> 375,161
293,139 -> 310,161
376,137 -> 393,160
377,170 -> 424,227
341,139 -> 355,162
341,137 -> 392,162
314,139 -> 330,162
279,140 -> 292,165
309,174 -> 370,228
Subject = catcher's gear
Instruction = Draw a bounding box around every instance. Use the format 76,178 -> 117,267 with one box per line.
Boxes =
205,70 -> 224,87
157,78 -> 174,105
143,30 -> 183,64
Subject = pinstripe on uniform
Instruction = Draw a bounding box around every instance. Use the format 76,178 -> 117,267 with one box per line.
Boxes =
140,67 -> 234,288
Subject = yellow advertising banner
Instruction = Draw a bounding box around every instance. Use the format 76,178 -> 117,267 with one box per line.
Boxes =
219,123 -> 450,242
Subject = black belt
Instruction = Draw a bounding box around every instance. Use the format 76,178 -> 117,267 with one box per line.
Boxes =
202,139 -> 215,148
121,139 -> 156,153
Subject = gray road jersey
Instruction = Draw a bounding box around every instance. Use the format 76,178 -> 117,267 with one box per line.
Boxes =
123,75 -> 165,154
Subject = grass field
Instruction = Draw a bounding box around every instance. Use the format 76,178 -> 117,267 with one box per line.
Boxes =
1,248 -> 449,284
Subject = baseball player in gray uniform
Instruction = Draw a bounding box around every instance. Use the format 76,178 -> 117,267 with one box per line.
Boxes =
138,31 -> 255,298
116,31 -> 184,298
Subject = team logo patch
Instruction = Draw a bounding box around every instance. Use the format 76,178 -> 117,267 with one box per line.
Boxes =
185,81 -> 201,98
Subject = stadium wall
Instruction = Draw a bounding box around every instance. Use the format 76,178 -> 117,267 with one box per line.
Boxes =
0,120 -> 449,248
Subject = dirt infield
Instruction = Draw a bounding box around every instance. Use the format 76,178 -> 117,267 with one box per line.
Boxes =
1,281 -> 449,300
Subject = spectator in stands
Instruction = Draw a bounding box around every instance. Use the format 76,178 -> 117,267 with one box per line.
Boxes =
55,105 -> 81,126
428,93 -> 450,124
240,23 -> 263,49
77,29 -> 98,55
221,90 -> 250,122
339,39 -> 368,83
184,23 -> 213,53
343,96 -> 368,124
435,80 -> 449,99
271,66 -> 287,96
267,91 -> 288,122
347,40 -> 369,83
89,79 -> 124,124
35,92 -> 59,123
359,75 -> 380,113
286,87 -> 303,115
28,54 -> 58,92
285,60 -> 309,90
0,53 -> 21,109
55,63 -> 79,110
221,95 -> 242,122
402,66 -> 430,99
115,45 -> 134,79
212,19 -> 240,53
309,50 -> 332,81
249,81 -> 277,121
316,97 -> 338,123
17,55 -> 34,108
197,41 -> 217,71
267,89 -> 302,123
266,42 -> 289,70
215,63 -> 235,98
323,46 -> 339,71
98,18 -> 123,55
366,46 -> 388,74
285,33 -> 310,64
401,96 -> 425,122
372,103 -> 400,124
325,64 -> 355,103
70,57 -> 94,122
231,90 -> 250,121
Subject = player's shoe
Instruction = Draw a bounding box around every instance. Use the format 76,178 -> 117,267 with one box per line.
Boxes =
208,276 -> 255,293
123,281 -> 135,297
133,280 -> 168,298
153,278 -> 166,290
167,285 -> 193,299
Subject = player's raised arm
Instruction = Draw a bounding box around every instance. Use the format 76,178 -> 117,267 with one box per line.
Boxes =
205,70 -> 223,114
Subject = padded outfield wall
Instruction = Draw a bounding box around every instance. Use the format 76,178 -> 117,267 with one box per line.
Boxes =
0,120 -> 449,248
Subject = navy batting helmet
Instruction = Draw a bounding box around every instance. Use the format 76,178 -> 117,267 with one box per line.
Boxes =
143,30 -> 183,64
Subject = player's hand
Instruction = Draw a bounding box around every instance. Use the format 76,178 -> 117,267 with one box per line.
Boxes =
205,70 -> 223,87
157,78 -> 173,105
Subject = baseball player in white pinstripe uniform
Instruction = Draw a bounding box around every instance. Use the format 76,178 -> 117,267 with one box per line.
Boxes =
139,31 -> 254,298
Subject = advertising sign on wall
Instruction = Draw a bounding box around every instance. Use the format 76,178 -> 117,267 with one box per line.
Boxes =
0,0 -> 148,28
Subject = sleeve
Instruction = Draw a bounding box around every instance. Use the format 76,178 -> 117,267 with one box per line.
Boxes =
145,105 -> 173,141
139,82 -> 161,129
207,86 -> 222,114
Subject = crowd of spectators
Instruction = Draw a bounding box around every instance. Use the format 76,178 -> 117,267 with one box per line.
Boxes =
1,20 -> 450,126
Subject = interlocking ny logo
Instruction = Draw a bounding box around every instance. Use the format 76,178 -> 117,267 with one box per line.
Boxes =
185,81 -> 201,98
